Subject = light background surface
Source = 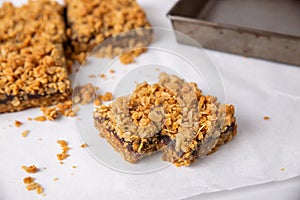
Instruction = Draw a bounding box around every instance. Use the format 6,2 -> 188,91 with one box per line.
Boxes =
0,0 -> 299,199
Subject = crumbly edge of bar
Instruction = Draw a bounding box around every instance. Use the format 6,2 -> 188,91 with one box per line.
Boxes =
0,92 -> 70,114
94,119 -> 148,163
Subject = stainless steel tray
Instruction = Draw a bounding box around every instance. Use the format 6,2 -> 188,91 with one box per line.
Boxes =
167,0 -> 300,66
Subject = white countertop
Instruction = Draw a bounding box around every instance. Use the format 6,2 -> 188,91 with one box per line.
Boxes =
0,1 -> 299,199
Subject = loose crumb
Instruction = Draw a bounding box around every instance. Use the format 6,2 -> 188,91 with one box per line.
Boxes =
15,120 -> 23,127
80,143 -> 88,148
38,138 -> 43,141
281,168 -> 285,171
23,177 -> 34,184
34,116 -> 47,122
53,178 -> 59,181
102,92 -> 113,101
72,165 -> 77,169
28,118 -> 32,121
109,69 -> 115,74
40,107 -> 59,120
264,116 -> 270,120
100,73 -> 106,79
22,130 -> 30,137
36,186 -> 43,194
57,140 -> 70,162
22,165 -> 38,173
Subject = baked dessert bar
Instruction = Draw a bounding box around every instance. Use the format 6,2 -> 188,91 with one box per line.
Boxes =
65,0 -> 153,63
94,73 -> 237,166
0,1 -> 71,113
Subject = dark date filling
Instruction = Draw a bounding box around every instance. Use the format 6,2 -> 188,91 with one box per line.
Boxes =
0,91 -> 70,104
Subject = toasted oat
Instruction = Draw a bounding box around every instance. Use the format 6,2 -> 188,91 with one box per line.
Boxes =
23,177 -> 34,184
264,116 -> 270,120
100,74 -> 106,79
40,107 -> 59,120
36,186 -> 44,194
22,130 -> 30,137
80,143 -> 88,148
15,120 -> 23,127
33,116 -> 47,122
101,92 -> 113,102
22,165 -> 38,173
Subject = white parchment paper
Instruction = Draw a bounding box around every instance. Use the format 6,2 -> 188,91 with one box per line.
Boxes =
0,0 -> 300,199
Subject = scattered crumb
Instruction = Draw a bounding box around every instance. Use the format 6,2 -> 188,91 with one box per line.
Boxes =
22,165 -> 38,173
264,116 -> 270,120
89,74 -> 96,78
23,177 -> 34,184
15,120 -> 23,127
155,68 -> 160,71
22,130 -> 30,137
72,165 -> 77,169
80,143 -> 88,148
94,99 -> 101,106
60,161 -> 64,164
40,107 -> 59,120
23,176 -> 44,195
95,86 -> 100,92
53,178 -> 59,181
43,167 -> 47,170
100,73 -> 106,79
56,140 -> 70,162
73,83 -> 95,105
109,69 -> 115,74
38,138 -> 43,141
281,168 -> 285,171
34,116 -> 47,122
28,117 -> 32,121
101,92 -> 113,101
36,185 -> 44,194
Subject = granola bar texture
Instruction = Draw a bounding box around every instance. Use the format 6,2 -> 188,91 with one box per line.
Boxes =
65,0 -> 152,63
94,73 -> 237,166
0,1 -> 71,113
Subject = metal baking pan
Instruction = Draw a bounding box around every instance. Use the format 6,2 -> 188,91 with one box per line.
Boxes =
167,0 -> 300,66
